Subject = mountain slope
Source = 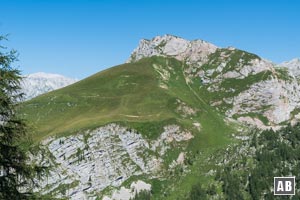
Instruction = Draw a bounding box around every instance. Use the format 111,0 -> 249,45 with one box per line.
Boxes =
128,35 -> 300,130
190,48 -> 300,129
19,35 -> 300,199
22,56 -> 232,142
21,56 -> 234,199
21,72 -> 78,100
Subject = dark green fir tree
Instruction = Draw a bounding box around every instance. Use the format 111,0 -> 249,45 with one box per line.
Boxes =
0,35 -> 44,199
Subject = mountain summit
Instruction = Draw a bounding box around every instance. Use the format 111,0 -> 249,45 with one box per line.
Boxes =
128,35 -> 300,129
127,34 -> 217,65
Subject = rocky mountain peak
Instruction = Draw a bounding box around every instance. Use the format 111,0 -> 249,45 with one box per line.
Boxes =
280,58 -> 300,77
127,34 -> 218,64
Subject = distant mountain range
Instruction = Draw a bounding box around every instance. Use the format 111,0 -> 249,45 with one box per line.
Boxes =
280,58 -> 300,78
21,72 -> 78,100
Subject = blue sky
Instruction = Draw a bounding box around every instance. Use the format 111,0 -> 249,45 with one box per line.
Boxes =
0,0 -> 299,79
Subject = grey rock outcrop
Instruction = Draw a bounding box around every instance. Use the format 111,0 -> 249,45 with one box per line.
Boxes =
280,58 -> 300,78
34,123 -> 192,199
127,34 -> 217,66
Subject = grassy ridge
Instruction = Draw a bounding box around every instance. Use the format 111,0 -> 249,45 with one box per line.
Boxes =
20,56 -> 236,199
22,57 -> 178,141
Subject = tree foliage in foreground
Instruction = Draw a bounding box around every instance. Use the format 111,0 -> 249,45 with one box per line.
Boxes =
0,35 -> 44,199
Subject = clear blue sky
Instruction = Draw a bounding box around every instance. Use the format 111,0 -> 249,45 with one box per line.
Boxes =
0,0 -> 299,79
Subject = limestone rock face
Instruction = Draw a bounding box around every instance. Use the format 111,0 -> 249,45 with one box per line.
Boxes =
227,78 -> 300,126
103,180 -> 151,200
202,53 -> 300,129
33,123 -> 192,199
127,34 -> 217,66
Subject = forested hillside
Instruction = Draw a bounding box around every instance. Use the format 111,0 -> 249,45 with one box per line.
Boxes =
188,123 -> 300,199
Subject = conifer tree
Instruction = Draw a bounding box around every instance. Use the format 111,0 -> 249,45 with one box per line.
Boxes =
0,35 -> 43,199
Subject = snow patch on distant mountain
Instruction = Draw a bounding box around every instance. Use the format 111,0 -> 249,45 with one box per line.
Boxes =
280,58 -> 300,77
21,72 -> 78,100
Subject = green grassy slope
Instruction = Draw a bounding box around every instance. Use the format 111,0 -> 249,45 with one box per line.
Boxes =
20,56 -> 236,199
21,56 -> 232,141
22,57 -> 174,140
